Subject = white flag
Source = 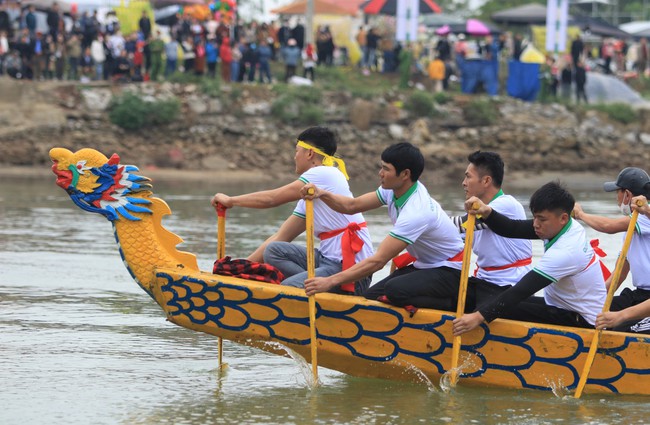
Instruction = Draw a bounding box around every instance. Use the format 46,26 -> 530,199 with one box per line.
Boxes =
546,0 -> 569,53
396,0 -> 419,42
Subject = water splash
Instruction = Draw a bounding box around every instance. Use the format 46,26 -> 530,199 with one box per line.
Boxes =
262,341 -> 320,388
545,376 -> 571,399
439,370 -> 455,393
440,355 -> 478,393
393,360 -> 438,392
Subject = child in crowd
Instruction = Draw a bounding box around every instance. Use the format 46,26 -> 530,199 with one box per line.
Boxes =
302,43 -> 317,81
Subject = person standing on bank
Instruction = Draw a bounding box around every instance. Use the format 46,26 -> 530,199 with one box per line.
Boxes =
301,142 -> 465,311
453,181 -> 606,335
211,126 -> 374,295
573,167 -> 650,332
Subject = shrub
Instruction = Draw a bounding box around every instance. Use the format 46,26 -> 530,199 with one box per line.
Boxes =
433,92 -> 453,105
587,103 -> 638,124
148,98 -> 181,125
109,92 -> 180,130
166,72 -> 203,84
404,91 -> 435,117
270,86 -> 323,124
200,78 -> 221,98
272,85 -> 321,103
298,104 -> 324,126
464,98 -> 499,126
270,95 -> 299,123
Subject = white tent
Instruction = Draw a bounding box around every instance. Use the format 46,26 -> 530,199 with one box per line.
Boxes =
620,21 -> 650,36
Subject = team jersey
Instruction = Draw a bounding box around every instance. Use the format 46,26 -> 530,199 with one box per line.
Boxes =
376,181 -> 464,270
474,191 -> 533,286
625,213 -> 650,290
533,218 -> 607,325
293,166 -> 374,264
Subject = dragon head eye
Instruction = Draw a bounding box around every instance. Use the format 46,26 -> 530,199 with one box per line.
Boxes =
75,160 -> 91,174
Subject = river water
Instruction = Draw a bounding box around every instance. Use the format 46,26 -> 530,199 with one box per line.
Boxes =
1,173 -> 648,425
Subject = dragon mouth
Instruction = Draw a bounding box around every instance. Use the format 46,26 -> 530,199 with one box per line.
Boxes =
51,162 -> 73,189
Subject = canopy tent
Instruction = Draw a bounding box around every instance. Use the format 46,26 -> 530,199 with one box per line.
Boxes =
154,5 -> 180,26
585,72 -> 649,105
490,3 -> 630,38
152,0 -> 206,7
271,0 -> 359,16
23,0 -> 122,14
420,13 -> 464,28
571,15 -> 631,38
491,3 -> 548,25
620,21 -> 650,38
441,19 -> 501,36
363,0 -> 441,15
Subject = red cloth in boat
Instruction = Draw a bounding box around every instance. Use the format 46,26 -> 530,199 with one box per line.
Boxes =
213,256 -> 285,284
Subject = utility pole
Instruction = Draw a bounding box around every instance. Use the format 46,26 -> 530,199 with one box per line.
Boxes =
306,0 -> 314,44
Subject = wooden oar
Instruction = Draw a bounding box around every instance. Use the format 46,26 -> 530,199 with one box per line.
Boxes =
216,203 -> 227,368
305,188 -> 319,383
574,207 -> 640,398
449,204 -> 478,386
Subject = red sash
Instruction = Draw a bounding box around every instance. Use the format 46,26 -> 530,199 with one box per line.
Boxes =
318,222 -> 367,293
474,257 -> 532,277
589,239 -> 611,281
391,249 -> 464,270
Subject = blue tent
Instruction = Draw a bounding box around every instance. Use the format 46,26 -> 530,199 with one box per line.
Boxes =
459,58 -> 499,96
506,60 -> 540,102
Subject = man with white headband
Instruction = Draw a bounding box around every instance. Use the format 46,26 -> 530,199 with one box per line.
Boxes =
211,126 -> 374,294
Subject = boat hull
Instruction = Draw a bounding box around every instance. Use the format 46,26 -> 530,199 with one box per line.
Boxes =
152,267 -> 650,395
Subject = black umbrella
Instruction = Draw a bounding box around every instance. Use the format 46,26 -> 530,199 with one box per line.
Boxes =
363,0 -> 441,15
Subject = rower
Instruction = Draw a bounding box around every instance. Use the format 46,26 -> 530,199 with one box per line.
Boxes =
210,126 -> 374,295
453,181 -> 607,335
301,142 -> 465,312
454,151 -> 533,311
573,168 -> 650,332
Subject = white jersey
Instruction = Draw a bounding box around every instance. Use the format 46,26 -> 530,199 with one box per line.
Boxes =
474,191 -> 533,286
533,218 -> 606,325
293,166 -> 374,264
376,181 -> 464,270
625,214 -> 650,290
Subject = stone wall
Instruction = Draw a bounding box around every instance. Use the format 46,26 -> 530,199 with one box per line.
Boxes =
1,78 -> 648,183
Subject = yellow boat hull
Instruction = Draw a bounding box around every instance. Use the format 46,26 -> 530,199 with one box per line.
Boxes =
152,266 -> 650,395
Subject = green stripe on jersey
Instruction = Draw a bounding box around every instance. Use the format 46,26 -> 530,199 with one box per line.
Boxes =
533,268 -> 557,283
376,189 -> 386,205
299,176 -> 309,184
389,232 -> 413,245
293,211 -> 306,219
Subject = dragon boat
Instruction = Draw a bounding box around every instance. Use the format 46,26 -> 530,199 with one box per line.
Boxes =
50,147 -> 650,396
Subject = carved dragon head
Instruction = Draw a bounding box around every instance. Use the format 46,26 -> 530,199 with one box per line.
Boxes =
50,147 -> 153,221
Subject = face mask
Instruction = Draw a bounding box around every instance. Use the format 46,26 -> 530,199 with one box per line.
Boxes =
619,193 -> 632,216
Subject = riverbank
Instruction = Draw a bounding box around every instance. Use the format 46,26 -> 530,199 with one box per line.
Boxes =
8,163 -> 611,194
2,76 -> 649,185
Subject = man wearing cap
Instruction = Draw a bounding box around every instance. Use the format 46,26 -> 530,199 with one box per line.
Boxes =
573,167 -> 650,331
211,126 -> 374,295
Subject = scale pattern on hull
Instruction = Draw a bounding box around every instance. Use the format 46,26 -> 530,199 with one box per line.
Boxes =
157,272 -> 650,393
